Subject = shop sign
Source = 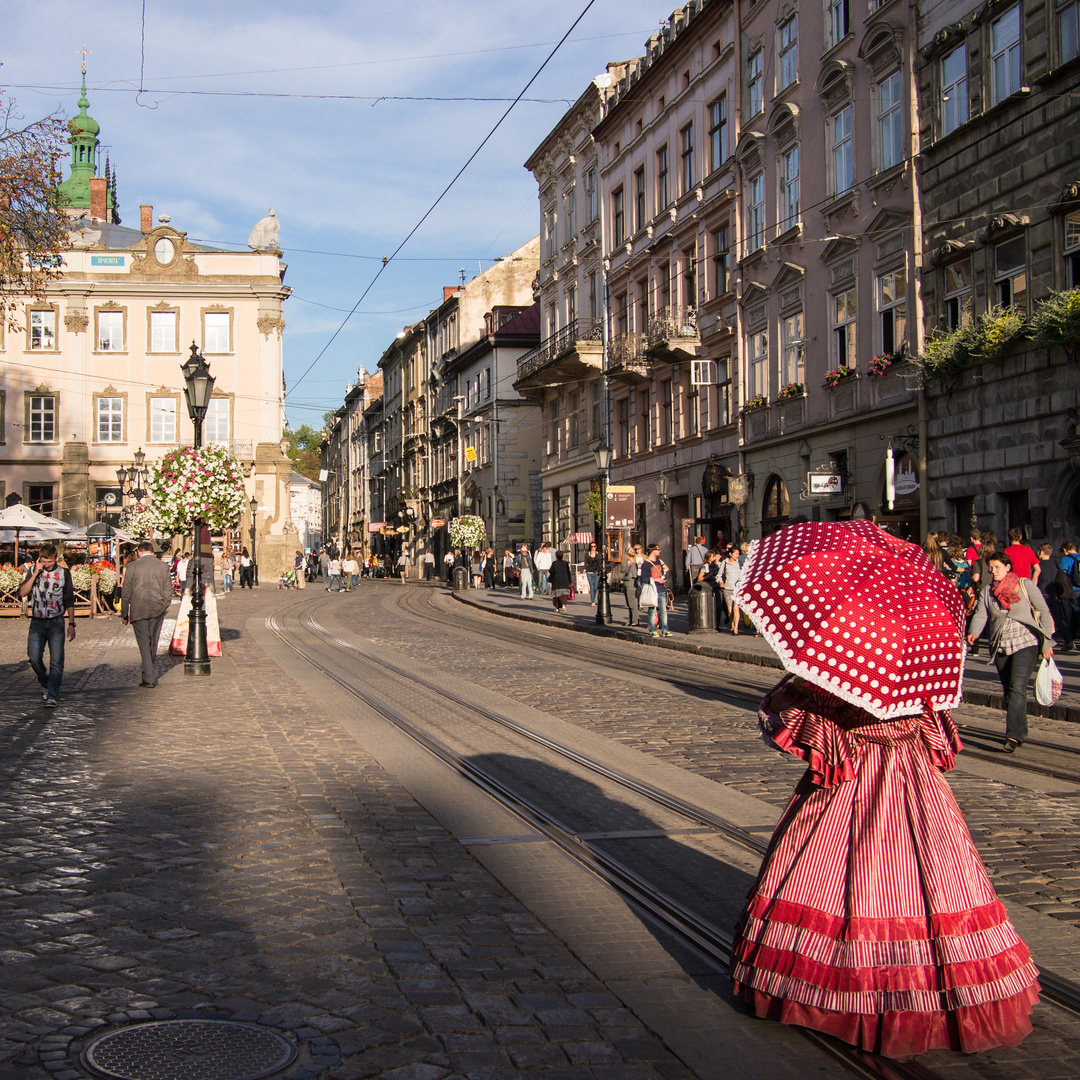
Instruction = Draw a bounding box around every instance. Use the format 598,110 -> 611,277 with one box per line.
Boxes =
606,486 -> 635,529
893,467 -> 919,496
808,473 -> 843,496
464,446 -> 477,463
728,475 -> 750,506
368,522 -> 384,532
430,518 -> 446,528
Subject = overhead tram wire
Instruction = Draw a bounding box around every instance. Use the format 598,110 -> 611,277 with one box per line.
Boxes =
285,0 -> 600,401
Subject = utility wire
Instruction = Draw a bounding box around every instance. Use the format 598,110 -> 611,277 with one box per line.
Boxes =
285,0 -> 599,400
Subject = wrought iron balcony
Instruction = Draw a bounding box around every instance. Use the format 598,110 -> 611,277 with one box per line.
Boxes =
515,317 -> 604,384
607,333 -> 651,381
645,306 -> 699,349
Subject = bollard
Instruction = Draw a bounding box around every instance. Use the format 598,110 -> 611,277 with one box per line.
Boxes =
452,565 -> 470,592
688,583 -> 718,634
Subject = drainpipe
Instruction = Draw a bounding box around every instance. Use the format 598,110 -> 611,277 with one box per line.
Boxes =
908,29 -> 929,538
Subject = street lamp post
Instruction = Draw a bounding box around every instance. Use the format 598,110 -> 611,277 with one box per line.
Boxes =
593,440 -> 613,626
249,496 -> 259,585
181,343 -> 215,677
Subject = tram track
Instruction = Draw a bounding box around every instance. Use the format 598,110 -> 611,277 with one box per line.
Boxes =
266,592 -> 1080,1079
401,588 -> 1080,788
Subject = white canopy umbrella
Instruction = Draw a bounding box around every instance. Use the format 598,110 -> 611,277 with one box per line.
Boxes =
0,504 -> 73,564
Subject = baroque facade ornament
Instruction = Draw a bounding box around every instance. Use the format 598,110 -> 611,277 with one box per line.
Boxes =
257,315 -> 286,339
64,311 -> 89,335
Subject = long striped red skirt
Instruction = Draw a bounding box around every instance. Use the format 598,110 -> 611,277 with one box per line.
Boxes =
731,678 -> 1039,1059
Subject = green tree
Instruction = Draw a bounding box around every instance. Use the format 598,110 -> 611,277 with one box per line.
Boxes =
284,424 -> 322,480
0,82 -> 71,331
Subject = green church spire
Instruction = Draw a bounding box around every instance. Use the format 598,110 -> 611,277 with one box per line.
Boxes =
57,48 -> 117,219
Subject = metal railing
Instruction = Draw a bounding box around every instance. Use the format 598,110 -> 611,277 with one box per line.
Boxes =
608,333 -> 651,375
645,306 -> 698,348
516,317 -> 604,381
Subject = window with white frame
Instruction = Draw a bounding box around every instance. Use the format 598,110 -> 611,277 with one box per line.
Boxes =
1066,212 -> 1080,288
1062,0 -> 1080,61
747,50 -> 763,115
943,259 -> 973,329
586,168 -> 597,221
150,397 -> 177,443
779,146 -> 799,233
681,124 -> 695,194
991,6 -> 1022,105
941,46 -> 969,135
612,187 -> 625,246
878,269 -> 907,355
781,314 -> 804,387
29,309 -> 55,350
748,330 -> 768,398
746,174 -> 765,252
827,0 -> 849,49
831,105 -> 854,196
205,397 -> 230,443
28,394 -> 56,442
657,145 -> 670,209
779,18 -> 798,89
995,236 -> 1028,310
712,226 -> 730,295
878,72 -> 903,171
97,309 -> 124,351
832,288 -> 857,368
544,206 -> 556,260
97,396 -> 123,442
709,96 -> 728,171
564,187 -> 575,242
635,166 -> 647,231
150,310 -> 177,352
203,311 -> 230,352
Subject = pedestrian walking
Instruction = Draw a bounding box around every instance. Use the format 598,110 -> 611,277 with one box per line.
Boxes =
396,549 -> 411,583
1004,527 -> 1040,585
294,550 -> 307,590
423,550 -> 435,581
471,551 -> 483,589
501,548 -> 515,588
685,534 -> 708,590
341,552 -> 359,591
534,542 -> 553,594
326,555 -> 343,592
19,542 -> 76,707
584,542 -> 603,606
238,548 -> 254,588
616,552 -> 641,627
319,549 -> 330,582
548,550 -> 573,614
483,549 -> 496,590
967,550 -> 1055,752
516,543 -> 534,599
641,544 -> 671,637
120,540 -> 172,688
731,521 -> 1039,1057
220,551 -> 234,593
444,549 -> 455,582
1059,539 -> 1080,647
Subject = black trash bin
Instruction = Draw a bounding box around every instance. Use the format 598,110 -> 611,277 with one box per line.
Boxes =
688,583 -> 718,634
452,565 -> 470,592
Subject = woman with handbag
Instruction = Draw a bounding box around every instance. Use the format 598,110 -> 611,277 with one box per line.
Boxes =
967,551 -> 1055,753
640,544 -> 671,637
720,546 -> 742,633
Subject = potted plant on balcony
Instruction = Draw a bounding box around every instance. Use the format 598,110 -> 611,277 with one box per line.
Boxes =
777,382 -> 804,400
869,351 -> 905,377
823,366 -> 856,388
743,394 -> 768,412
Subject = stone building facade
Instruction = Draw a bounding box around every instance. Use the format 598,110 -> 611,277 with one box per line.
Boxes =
916,0 -> 1080,543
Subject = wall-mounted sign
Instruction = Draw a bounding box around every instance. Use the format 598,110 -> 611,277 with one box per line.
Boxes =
368,522 -> 384,532
606,485 -> 635,528
90,255 -> 126,267
727,475 -> 750,506
893,467 -> 919,496
809,473 -> 843,496
318,469 -> 329,481
430,518 -> 446,528
464,446 -> 477,463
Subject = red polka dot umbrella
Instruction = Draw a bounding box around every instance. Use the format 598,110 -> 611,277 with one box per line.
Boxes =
735,520 -> 967,719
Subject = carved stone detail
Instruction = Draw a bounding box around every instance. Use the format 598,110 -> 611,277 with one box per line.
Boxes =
64,311 -> 89,335
257,315 -> 286,339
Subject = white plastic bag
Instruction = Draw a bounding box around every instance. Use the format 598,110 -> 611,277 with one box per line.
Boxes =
639,580 -> 658,608
1035,656 -> 1063,706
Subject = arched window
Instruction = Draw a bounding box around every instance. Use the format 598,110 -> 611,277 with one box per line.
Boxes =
762,475 -> 790,535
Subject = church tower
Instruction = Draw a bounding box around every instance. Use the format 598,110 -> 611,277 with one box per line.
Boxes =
57,55 -> 119,223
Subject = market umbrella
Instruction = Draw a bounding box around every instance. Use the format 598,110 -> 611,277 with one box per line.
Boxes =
734,520 -> 967,719
0,504 -> 72,565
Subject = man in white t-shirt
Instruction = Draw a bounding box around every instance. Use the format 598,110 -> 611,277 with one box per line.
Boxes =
326,556 -> 343,592
533,543 -> 553,594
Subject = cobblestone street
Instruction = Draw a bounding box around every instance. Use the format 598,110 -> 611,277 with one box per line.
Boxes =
3,583 -> 1080,1080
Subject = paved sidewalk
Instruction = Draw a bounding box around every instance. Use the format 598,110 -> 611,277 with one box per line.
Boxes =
0,591 -> 703,1080
451,584 -> 1080,722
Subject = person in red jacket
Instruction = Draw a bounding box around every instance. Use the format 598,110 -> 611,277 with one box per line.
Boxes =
1003,527 -> 1039,584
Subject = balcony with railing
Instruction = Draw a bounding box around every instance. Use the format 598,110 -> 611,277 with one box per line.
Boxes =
607,333 -> 651,383
514,317 -> 604,391
644,306 -> 700,362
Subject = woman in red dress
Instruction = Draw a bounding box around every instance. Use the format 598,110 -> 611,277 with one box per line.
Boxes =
730,674 -> 1040,1059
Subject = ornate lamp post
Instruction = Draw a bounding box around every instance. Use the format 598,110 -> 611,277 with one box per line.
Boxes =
249,496 -> 259,585
593,439 -> 613,626
181,343 -> 215,676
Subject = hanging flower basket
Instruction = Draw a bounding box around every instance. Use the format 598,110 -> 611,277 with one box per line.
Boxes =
449,515 -> 486,549
823,366 -> 856,387
148,444 -> 247,535
119,502 -> 156,539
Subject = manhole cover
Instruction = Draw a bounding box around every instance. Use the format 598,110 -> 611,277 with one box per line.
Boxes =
82,1020 -> 297,1080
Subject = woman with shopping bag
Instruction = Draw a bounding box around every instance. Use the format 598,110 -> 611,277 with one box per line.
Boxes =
967,550 -> 1054,752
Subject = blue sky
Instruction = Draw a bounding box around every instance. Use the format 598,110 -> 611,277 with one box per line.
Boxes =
2,0 -> 666,429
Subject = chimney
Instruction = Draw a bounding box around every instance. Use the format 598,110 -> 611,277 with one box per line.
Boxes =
443,286 -> 457,302
90,177 -> 107,223
140,204 -> 153,233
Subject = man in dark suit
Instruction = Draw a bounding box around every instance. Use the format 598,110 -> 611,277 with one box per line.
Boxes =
121,540 -> 173,687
